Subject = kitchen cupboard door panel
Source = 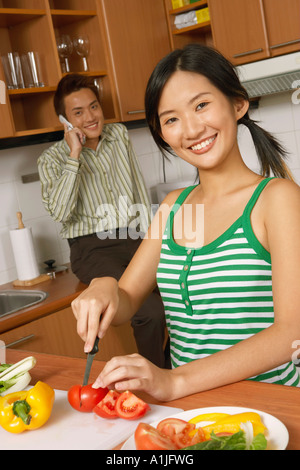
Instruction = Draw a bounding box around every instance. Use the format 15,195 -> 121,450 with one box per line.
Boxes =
102,0 -> 171,121
209,0 -> 269,65
0,307 -> 138,361
263,0 -> 300,56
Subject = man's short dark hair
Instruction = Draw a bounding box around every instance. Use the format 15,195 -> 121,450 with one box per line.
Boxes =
54,74 -> 101,117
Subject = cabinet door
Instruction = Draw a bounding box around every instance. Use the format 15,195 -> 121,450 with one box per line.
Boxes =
263,0 -> 300,56
209,0 -> 269,65
0,307 -> 138,361
101,0 -> 171,121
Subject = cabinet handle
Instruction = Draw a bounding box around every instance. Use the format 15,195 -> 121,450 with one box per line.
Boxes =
127,110 -> 145,115
233,48 -> 263,58
3,335 -> 35,349
270,39 -> 300,49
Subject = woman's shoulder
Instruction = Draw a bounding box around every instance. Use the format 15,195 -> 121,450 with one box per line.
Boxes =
262,177 -> 300,213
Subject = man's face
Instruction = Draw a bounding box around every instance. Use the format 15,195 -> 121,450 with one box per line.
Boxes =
64,88 -> 104,140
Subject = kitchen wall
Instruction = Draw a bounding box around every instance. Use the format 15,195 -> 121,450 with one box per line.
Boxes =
0,90 -> 299,285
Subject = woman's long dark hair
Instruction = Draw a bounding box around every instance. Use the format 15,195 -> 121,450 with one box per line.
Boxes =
145,44 -> 292,180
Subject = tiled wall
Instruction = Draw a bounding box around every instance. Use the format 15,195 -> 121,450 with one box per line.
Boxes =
0,90 -> 299,285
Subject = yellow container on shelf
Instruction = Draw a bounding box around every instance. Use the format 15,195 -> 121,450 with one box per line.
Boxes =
171,0 -> 190,9
196,7 -> 210,24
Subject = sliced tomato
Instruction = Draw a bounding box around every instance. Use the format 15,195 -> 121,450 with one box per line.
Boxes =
68,384 -> 109,413
157,418 -> 195,438
115,391 -> 150,420
135,423 -> 177,450
172,427 -> 206,449
93,390 -> 121,419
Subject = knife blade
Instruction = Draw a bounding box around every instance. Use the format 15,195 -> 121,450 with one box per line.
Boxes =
82,337 -> 99,386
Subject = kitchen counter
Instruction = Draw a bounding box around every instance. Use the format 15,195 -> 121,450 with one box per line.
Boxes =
4,349 -> 300,450
0,267 -> 87,333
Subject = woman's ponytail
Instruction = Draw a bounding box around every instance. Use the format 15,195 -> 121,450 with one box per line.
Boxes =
239,114 -> 294,180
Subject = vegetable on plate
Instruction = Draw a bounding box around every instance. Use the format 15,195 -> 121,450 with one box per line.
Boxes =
135,418 -> 205,450
68,383 -> 109,412
134,412 -> 268,450
0,356 -> 36,396
0,381 -> 55,434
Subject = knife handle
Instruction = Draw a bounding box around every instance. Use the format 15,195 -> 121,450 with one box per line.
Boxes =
89,337 -> 99,355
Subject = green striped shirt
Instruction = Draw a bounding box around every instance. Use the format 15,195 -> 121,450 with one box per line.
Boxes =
38,123 -> 151,238
157,178 -> 299,387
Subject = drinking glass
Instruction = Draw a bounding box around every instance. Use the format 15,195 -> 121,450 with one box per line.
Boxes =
1,53 -> 24,89
73,34 -> 90,71
57,35 -> 73,73
21,52 -> 45,88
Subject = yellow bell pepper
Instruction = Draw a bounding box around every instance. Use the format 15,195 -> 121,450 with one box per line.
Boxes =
201,412 -> 266,439
0,381 -> 55,434
189,412 -> 230,425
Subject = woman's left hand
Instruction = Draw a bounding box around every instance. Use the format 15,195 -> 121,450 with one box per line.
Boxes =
92,354 -> 175,402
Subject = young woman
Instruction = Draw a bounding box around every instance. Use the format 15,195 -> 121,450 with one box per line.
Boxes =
72,45 -> 300,401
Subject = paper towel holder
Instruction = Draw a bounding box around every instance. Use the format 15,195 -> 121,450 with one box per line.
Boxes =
12,211 -> 50,287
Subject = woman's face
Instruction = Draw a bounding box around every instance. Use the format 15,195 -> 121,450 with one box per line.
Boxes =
158,71 -> 248,172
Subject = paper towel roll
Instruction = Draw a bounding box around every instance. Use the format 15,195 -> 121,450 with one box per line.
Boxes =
10,227 -> 40,281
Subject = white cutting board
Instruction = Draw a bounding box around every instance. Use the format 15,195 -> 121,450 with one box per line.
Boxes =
1,389 -> 182,450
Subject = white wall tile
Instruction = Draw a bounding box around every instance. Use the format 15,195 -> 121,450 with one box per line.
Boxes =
0,182 -> 20,228
258,92 -> 294,134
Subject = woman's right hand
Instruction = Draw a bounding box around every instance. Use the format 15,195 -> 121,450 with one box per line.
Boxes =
71,277 -> 119,353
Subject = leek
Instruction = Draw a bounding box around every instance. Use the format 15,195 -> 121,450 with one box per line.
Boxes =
0,356 -> 36,396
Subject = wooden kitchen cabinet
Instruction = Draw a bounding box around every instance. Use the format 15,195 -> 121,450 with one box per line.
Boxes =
101,0 -> 171,122
0,0 -> 119,139
164,0 -> 214,50
209,0 -> 269,65
209,0 -> 300,65
263,0 -> 300,57
0,307 -> 138,361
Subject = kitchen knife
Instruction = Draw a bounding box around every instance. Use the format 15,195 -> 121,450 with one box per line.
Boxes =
82,337 -> 99,386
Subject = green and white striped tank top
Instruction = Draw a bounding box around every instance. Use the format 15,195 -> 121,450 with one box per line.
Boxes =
157,177 -> 299,387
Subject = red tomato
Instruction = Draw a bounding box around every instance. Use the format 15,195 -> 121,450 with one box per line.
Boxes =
157,418 -> 195,437
135,423 -> 177,450
68,384 -> 109,413
115,391 -> 150,420
156,418 -> 206,449
93,390 -> 121,419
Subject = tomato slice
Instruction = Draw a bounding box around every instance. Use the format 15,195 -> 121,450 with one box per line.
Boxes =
156,417 -> 206,449
115,391 -> 150,420
135,423 -> 177,450
93,390 -> 121,419
68,384 -> 109,413
157,418 -> 195,438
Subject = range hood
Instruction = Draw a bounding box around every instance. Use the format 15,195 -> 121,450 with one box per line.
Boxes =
236,51 -> 300,98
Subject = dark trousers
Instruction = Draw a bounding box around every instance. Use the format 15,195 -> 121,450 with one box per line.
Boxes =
69,231 -> 170,368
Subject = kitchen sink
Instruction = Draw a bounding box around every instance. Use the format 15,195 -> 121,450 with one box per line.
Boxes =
0,290 -> 48,318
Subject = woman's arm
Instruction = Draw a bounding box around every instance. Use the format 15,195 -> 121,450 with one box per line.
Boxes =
93,179 -> 300,401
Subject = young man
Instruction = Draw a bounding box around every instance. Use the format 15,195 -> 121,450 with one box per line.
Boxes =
38,74 -> 169,368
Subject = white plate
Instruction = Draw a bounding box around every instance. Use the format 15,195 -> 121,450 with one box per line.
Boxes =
121,406 -> 289,450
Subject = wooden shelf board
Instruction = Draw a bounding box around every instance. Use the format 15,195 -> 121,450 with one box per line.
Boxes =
8,86 -> 56,97
169,1 -> 208,15
50,9 -> 97,26
172,20 -> 211,35
14,126 -> 62,137
0,8 -> 46,27
62,70 -> 107,78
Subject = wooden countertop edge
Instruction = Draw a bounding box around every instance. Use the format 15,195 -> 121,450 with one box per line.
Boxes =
0,269 -> 87,333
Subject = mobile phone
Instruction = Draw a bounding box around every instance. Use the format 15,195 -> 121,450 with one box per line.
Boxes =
59,114 -> 86,145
